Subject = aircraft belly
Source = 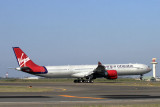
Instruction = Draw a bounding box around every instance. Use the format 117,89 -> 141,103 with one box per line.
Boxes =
38,70 -> 73,78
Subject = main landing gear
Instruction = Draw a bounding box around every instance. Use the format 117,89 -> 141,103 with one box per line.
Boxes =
74,78 -> 94,83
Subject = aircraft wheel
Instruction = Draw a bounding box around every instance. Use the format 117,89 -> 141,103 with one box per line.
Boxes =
82,80 -> 85,83
74,80 -> 78,83
85,80 -> 93,83
86,80 -> 90,83
78,80 -> 82,83
90,80 -> 94,83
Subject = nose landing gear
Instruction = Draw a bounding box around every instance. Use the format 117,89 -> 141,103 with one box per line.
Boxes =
140,74 -> 143,80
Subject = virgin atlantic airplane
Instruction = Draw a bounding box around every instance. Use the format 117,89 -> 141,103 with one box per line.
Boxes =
12,47 -> 151,83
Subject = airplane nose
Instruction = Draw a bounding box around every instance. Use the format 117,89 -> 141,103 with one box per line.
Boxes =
147,66 -> 152,72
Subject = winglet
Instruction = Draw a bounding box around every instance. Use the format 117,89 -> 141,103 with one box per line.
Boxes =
98,61 -> 102,65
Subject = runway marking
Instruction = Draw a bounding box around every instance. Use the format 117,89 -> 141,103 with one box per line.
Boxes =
52,88 -> 67,92
57,88 -> 67,91
58,95 -> 105,99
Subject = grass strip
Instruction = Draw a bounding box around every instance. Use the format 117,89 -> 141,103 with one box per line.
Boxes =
0,86 -> 53,92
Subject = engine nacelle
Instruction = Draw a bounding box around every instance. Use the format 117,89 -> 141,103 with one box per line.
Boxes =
106,70 -> 118,79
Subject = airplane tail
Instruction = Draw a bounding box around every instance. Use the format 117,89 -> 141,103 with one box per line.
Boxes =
13,47 -> 47,74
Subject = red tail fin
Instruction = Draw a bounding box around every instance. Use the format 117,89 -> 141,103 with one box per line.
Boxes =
13,47 -> 36,67
13,47 -> 47,74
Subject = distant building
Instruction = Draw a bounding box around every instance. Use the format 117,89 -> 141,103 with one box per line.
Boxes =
5,72 -> 8,78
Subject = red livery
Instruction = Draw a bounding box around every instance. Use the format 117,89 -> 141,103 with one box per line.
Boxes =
13,47 -> 46,73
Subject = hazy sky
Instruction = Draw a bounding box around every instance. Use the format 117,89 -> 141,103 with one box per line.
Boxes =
0,0 -> 160,78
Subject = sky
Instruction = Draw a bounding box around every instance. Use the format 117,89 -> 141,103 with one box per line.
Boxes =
0,0 -> 160,78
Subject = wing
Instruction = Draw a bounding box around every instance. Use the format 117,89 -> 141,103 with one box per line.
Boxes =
93,62 -> 118,79
94,62 -> 106,73
71,62 -> 117,79
90,62 -> 107,78
72,62 -> 106,78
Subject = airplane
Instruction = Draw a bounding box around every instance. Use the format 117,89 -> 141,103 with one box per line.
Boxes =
12,47 -> 151,83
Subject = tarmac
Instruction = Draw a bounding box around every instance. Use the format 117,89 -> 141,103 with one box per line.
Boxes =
0,82 -> 160,107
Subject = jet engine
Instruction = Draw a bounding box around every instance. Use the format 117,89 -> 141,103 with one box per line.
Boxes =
106,70 -> 118,79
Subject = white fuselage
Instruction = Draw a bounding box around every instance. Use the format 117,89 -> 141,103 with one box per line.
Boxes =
37,64 -> 151,78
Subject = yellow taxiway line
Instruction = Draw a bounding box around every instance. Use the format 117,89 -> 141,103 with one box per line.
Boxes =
58,95 -> 105,99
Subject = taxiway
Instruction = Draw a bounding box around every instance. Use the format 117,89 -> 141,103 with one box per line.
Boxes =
0,82 -> 160,106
